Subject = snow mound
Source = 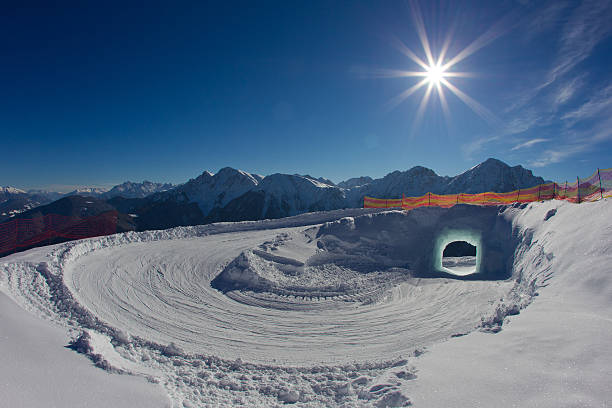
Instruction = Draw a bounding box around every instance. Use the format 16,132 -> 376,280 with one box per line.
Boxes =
211,228 -> 412,306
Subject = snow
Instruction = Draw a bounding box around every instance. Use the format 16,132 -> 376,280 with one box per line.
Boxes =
139,159 -> 544,219
104,181 -> 174,199
337,176 -> 373,189
252,173 -> 348,218
0,292 -> 170,408
0,186 -> 27,195
170,167 -> 262,216
345,158 -> 545,206
406,199 -> 612,407
441,256 -> 477,275
1,200 -> 611,407
66,187 -> 109,196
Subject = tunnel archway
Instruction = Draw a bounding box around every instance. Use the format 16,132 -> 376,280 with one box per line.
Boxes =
442,240 -> 477,276
434,228 -> 482,277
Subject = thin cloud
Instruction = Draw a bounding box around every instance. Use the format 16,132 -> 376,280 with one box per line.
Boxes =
589,116 -> 612,143
511,138 -> 550,151
553,74 -> 586,109
507,1 -> 612,114
497,1 -> 612,169
561,82 -> 612,125
462,109 -> 545,158
522,1 -> 569,40
529,116 -> 612,167
502,110 -> 545,135
529,144 -> 587,168
541,0 -> 612,90
462,135 -> 500,159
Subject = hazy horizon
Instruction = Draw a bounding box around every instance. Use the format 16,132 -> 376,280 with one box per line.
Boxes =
4,157 -> 551,193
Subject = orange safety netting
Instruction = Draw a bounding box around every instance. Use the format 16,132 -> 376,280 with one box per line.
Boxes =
363,197 -> 403,208
364,167 -> 612,210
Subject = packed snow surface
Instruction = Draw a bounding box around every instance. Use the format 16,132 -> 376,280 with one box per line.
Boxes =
441,256 -> 477,275
1,201 -> 611,407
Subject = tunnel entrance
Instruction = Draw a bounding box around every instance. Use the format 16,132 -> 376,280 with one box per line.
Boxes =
442,240 -> 477,276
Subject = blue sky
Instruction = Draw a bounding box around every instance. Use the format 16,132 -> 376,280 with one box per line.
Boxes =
2,0 -> 611,191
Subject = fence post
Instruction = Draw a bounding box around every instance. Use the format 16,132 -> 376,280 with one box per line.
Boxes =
553,183 -> 556,199
516,188 -> 520,202
537,184 -> 541,201
598,168 -> 603,199
428,192 -> 431,206
13,219 -> 18,251
577,176 -> 580,204
456,194 -> 459,205
564,181 -> 567,199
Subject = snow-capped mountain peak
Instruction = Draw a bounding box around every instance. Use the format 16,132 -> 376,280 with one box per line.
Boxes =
1,158 -> 548,226
1,186 -> 27,195
206,173 -> 347,221
104,181 -> 174,199
168,167 -> 262,216
445,158 -> 544,194
66,187 -> 109,197
337,176 -> 373,189
0,187 -> 29,208
213,167 -> 262,188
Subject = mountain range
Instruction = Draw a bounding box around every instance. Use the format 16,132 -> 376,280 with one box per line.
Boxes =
0,181 -> 174,221
204,158 -> 545,222
2,158 -> 544,227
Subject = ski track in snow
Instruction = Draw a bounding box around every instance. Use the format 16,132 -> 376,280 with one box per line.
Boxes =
64,231 -> 507,364
0,203 -> 587,407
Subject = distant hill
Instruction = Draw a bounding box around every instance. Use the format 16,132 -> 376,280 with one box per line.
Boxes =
102,181 -> 174,199
64,187 -> 109,197
0,196 -> 136,256
1,187 -> 58,221
0,181 -> 173,222
1,158 -> 547,256
337,176 -> 373,189
97,157 -> 546,227
345,158 -> 546,207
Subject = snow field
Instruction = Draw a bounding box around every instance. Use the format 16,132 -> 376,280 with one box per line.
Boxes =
406,199 -> 612,407
1,201 -> 609,407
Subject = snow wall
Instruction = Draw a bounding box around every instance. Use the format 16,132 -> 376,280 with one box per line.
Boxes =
317,204 -> 517,280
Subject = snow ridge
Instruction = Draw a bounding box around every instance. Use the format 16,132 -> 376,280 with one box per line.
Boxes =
103,181 -> 174,199
158,167 -> 262,216
0,186 -> 27,195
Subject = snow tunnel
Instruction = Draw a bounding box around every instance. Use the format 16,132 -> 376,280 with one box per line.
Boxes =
316,204 -> 517,281
440,239 -> 478,276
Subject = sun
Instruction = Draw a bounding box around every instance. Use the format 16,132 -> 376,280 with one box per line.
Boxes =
379,0 -> 500,127
426,64 -> 445,84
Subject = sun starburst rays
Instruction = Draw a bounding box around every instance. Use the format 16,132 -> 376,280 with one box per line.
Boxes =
383,1 -> 499,128
426,64 -> 444,84
384,77 -> 429,111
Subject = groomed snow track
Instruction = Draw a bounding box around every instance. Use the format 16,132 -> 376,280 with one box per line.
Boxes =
2,201 -> 608,407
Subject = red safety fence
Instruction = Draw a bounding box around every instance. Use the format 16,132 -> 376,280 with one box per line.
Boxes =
365,167 -> 612,210
0,211 -> 118,256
